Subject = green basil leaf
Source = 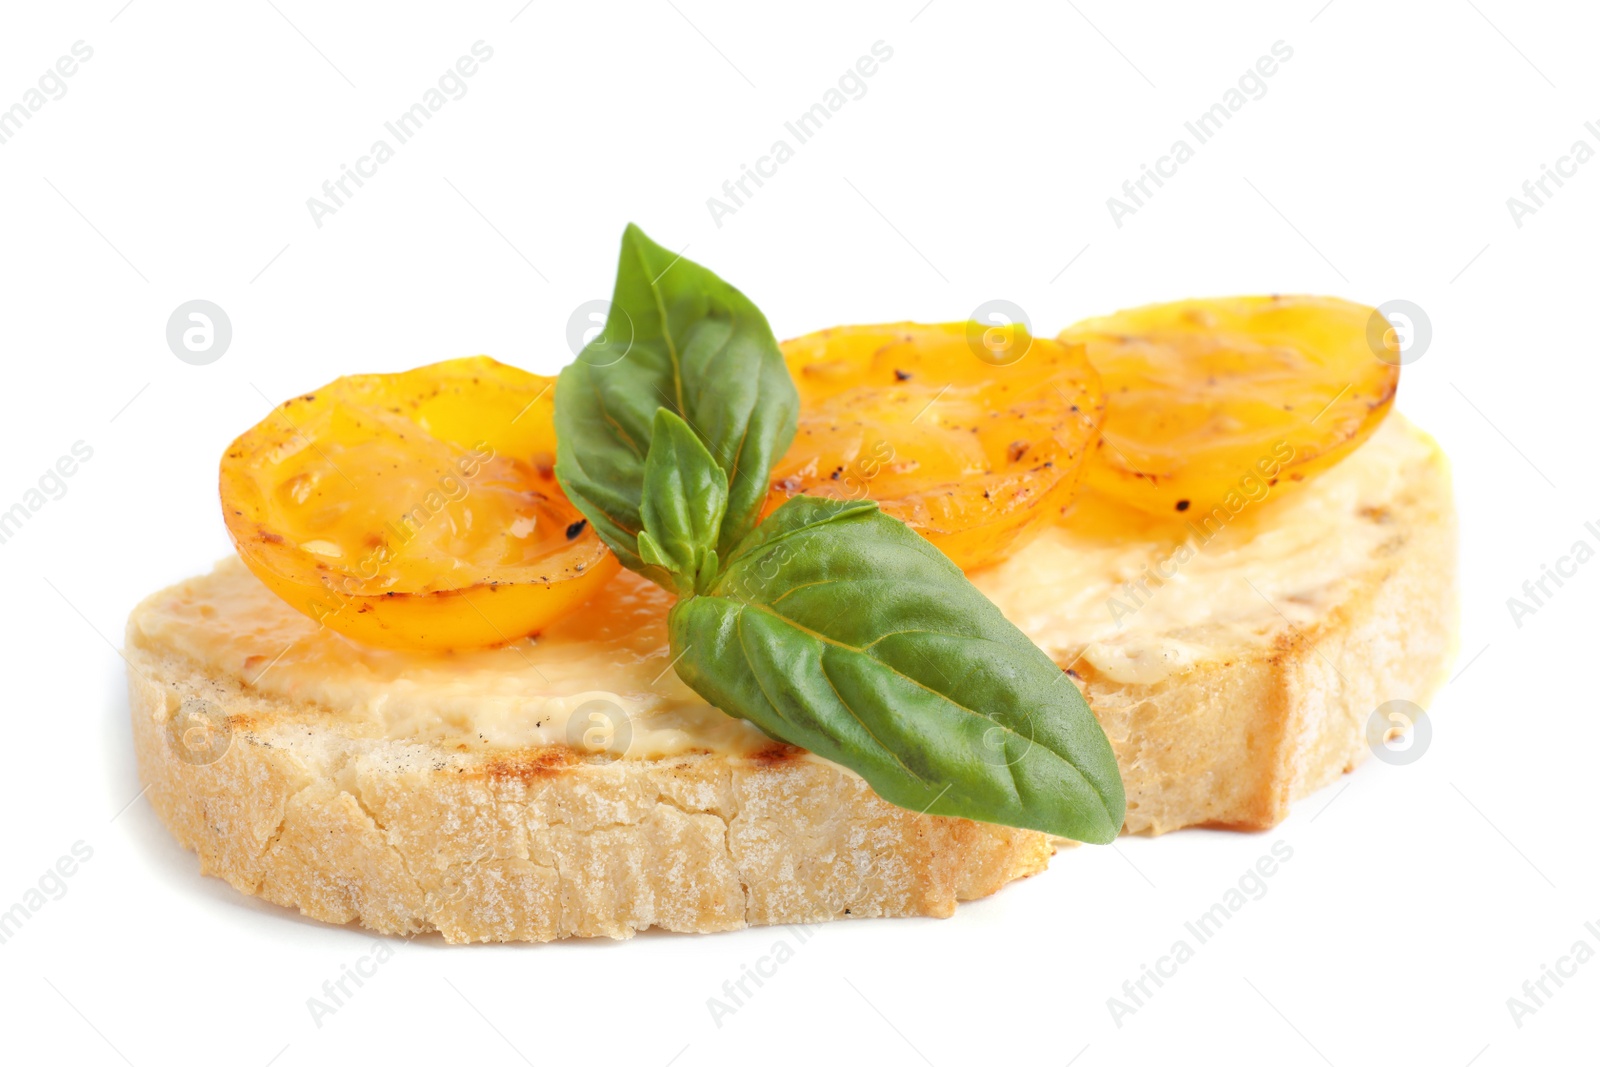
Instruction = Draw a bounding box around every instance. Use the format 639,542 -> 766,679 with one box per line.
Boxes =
667,496 -> 1126,843
554,224 -> 798,570
637,408 -> 726,597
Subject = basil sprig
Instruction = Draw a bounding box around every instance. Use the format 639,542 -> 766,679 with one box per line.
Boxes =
555,226 -> 1125,843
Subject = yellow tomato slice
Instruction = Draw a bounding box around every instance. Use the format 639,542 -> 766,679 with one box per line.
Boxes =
220,356 -> 618,650
770,323 -> 1105,571
1059,296 -> 1399,518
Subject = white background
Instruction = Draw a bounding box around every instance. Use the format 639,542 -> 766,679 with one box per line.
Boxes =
0,1 -> 1595,1064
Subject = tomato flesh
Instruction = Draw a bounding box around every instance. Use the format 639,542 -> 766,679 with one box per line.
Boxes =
1060,296 -> 1399,518
220,357 -> 618,649
771,323 -> 1105,571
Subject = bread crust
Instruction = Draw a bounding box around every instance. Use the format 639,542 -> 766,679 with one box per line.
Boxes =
125,416 -> 1455,939
1082,421 -> 1457,834
126,648 -> 1052,942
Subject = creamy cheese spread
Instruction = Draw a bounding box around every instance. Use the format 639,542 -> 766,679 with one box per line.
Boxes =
976,415 -> 1437,684
131,416 -> 1440,757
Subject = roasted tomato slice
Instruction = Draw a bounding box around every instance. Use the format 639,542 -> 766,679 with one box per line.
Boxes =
769,323 -> 1105,571
1059,296 -> 1400,518
220,356 -> 618,649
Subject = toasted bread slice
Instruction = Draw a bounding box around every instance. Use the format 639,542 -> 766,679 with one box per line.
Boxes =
125,414 -> 1453,941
